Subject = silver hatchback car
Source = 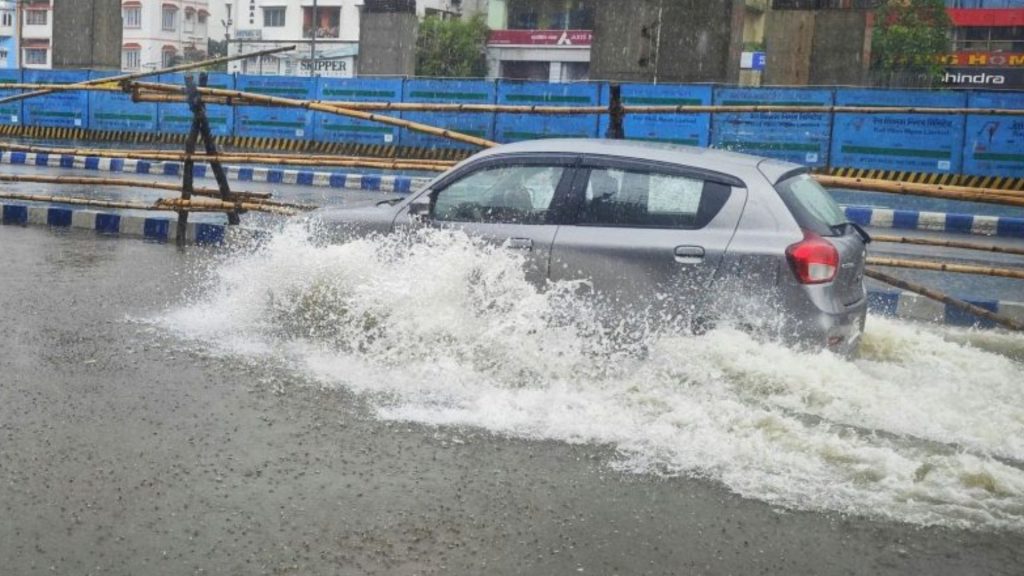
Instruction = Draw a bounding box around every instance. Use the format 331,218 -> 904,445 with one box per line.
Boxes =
317,139 -> 870,354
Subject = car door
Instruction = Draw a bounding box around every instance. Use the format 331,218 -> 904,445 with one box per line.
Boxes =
548,157 -> 748,321
394,155 -> 578,285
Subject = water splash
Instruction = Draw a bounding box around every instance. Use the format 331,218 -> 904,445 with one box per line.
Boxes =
158,223 -> 1024,532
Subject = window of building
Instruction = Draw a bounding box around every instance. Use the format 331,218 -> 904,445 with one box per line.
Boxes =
122,47 -> 141,70
1,10 -> 13,27
303,6 -> 340,38
123,6 -> 141,29
162,47 -> 177,67
184,8 -> 195,33
25,9 -> 47,26
162,5 -> 177,31
24,48 -> 47,65
263,6 -> 286,27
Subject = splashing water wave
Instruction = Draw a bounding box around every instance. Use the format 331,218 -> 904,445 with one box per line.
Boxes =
158,224 -> 1024,532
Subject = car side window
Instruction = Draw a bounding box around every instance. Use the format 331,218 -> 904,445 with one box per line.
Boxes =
579,167 -> 730,229
433,164 -> 565,225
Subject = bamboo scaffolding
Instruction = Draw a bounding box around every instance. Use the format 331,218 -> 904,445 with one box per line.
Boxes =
866,256 -> 1024,280
0,143 -> 451,172
0,173 -> 269,199
865,268 -> 1024,332
871,234 -> 1024,256
131,82 -> 499,149
0,45 -> 297,105
0,191 -> 296,215
816,175 -> 1024,207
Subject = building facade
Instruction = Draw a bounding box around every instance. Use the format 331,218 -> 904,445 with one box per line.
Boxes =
0,0 -> 16,69
20,0 -> 53,69
221,0 -> 460,77
484,0 -> 594,82
121,1 -> 212,72
943,0 -> 1024,89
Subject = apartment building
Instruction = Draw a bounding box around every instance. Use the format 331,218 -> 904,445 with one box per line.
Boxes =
121,1 -> 212,71
944,0 -> 1024,88
222,0 -> 463,77
0,0 -> 16,69
484,0 -> 594,82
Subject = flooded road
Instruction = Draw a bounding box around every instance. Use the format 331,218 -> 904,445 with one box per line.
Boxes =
2,223 -> 1023,575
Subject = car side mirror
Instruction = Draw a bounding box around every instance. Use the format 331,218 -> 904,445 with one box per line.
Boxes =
408,193 -> 431,222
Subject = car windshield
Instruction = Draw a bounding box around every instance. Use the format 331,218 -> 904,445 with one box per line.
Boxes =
775,173 -> 847,234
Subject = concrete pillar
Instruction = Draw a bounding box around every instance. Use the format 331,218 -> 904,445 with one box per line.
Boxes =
358,0 -> 418,76
590,0 -> 746,84
51,0 -> 122,70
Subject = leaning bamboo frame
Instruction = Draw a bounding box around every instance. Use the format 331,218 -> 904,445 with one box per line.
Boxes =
0,174 -> 314,211
865,268 -> 1023,332
816,175 -> 1024,207
0,191 -> 297,216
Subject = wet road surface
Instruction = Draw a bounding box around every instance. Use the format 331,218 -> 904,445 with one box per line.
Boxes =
1,220 -> 1023,575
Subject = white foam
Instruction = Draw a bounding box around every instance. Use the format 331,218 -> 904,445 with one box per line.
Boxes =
157,222 -> 1024,532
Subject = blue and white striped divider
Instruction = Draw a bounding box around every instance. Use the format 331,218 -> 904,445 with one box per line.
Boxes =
0,151 -> 433,193
0,202 -> 227,244
843,205 -> 1024,238
868,290 -> 1024,329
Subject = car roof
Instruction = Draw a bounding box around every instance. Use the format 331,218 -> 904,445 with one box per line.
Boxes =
469,138 -> 806,183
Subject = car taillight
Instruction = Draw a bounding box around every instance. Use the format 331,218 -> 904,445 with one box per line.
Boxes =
786,231 -> 838,285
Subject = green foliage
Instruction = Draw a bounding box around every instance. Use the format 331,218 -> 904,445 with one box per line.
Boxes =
872,0 -> 951,79
416,15 -> 489,78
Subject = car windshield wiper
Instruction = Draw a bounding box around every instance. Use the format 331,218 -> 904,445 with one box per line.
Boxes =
376,197 -> 405,207
830,221 -> 871,244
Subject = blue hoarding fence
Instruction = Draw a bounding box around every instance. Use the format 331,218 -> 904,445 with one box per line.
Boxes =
21,69 -> 89,129
315,77 -> 403,145
495,81 -> 601,142
88,70 -> 158,133
1,69 -> 1023,182
0,69 -> 21,127
400,79 -> 497,150
601,83 -> 713,147
832,88 -> 967,175
963,91 -> 1024,179
234,75 -> 317,140
158,72 -> 236,136
712,87 -> 834,168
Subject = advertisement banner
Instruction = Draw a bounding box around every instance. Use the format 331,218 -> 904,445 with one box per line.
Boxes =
22,70 -> 89,128
0,69 -> 20,126
400,79 -> 496,150
963,91 -> 1024,178
88,70 -> 157,133
711,87 -> 832,167
495,81 -> 600,142
832,88 -> 966,174
157,73 -> 235,136
599,83 -> 712,147
235,75 -> 316,139
315,77 -> 403,145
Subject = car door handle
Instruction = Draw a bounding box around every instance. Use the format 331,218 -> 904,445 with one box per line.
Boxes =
508,237 -> 533,251
674,245 -> 705,264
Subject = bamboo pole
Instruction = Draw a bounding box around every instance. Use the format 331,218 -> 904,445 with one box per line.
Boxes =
0,45 -> 297,105
865,268 -> 1023,332
122,91 -> 1024,116
0,191 -> 295,215
0,144 -> 451,172
132,81 -> 499,148
0,173 -> 271,199
870,234 -> 1024,257
815,175 -> 1024,207
866,256 -> 1024,280
0,143 -> 457,169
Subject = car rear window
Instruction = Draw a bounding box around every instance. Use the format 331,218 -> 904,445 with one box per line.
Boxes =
578,167 -> 732,229
774,173 -> 846,236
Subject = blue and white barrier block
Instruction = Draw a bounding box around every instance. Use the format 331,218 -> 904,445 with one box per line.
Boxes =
868,289 -> 1024,329
843,205 -> 1024,239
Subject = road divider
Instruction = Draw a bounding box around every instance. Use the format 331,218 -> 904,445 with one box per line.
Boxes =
842,205 -> 1024,238
867,283 -> 1024,331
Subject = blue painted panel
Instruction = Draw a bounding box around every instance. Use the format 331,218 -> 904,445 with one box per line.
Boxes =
599,83 -> 711,146
158,72 -> 235,136
22,70 -> 89,128
400,79 -> 496,150
315,78 -> 403,145
0,69 -> 21,126
963,91 -> 1024,178
495,81 -> 601,142
712,87 -> 832,167
832,89 -> 966,174
235,75 -> 316,139
88,70 -> 157,132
